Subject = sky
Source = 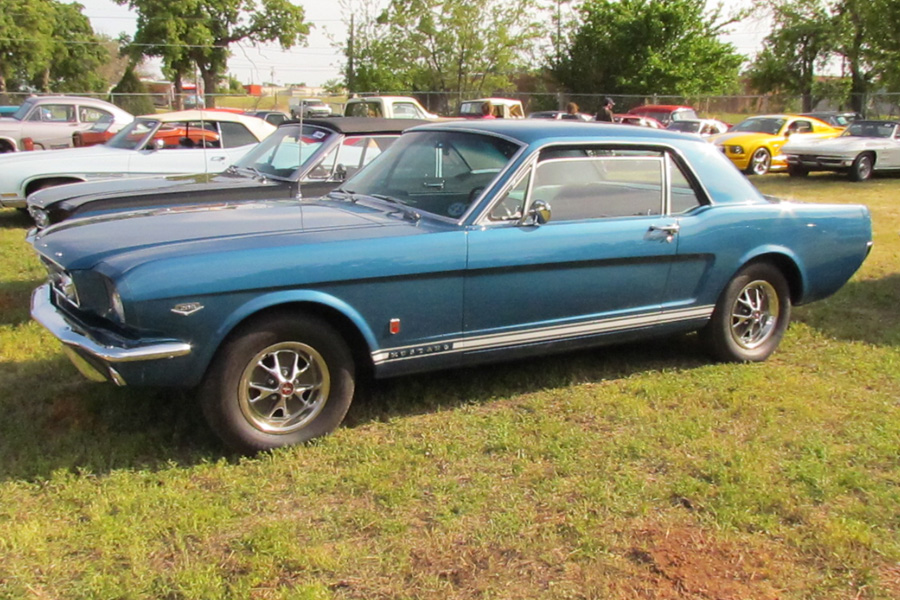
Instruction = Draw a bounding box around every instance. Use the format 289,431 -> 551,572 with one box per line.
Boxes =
76,0 -> 771,88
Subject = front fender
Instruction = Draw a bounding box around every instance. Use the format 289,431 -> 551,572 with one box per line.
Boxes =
199,289 -> 379,368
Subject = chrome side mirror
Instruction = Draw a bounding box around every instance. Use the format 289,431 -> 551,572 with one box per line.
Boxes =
524,199 -> 551,225
333,164 -> 347,182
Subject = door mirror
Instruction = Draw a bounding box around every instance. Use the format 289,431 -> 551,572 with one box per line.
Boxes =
333,164 -> 347,181
524,199 -> 552,225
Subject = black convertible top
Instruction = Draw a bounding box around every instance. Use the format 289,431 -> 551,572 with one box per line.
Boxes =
283,117 -> 431,135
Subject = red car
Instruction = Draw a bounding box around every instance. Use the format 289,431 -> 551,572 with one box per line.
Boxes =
627,104 -> 698,127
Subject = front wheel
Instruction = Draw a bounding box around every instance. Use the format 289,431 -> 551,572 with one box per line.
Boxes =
745,148 -> 772,176
849,153 -> 873,182
701,263 -> 791,362
200,313 -> 355,453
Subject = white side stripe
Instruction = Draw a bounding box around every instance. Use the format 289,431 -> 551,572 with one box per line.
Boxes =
371,305 -> 714,364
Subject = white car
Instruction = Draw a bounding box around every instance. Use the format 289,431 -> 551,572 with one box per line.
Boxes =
782,120 -> 900,181
0,110 -> 276,208
0,95 -> 134,153
666,118 -> 730,137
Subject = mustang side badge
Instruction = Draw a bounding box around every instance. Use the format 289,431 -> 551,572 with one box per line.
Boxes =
171,302 -> 204,316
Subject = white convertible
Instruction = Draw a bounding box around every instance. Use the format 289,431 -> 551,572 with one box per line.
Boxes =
0,110 -> 276,208
782,119 -> 900,181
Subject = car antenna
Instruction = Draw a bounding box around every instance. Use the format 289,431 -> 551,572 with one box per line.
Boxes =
295,111 -> 303,201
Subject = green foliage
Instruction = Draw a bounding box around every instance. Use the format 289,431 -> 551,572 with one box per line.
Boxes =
118,0 -> 310,107
554,0 -> 744,96
340,0 -> 543,97
220,74 -> 245,94
746,0 -> 835,112
0,0 -> 107,95
111,66 -> 156,115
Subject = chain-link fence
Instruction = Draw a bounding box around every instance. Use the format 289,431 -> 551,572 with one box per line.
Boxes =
3,90 -> 899,120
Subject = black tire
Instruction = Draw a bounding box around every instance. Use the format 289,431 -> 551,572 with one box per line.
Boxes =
200,313 -> 355,453
701,262 -> 791,362
744,148 -> 772,176
848,153 -> 874,182
787,164 -> 808,178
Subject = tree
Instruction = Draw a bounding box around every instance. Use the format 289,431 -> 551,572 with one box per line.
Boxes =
111,65 -> 156,115
339,0 -> 543,102
745,0 -> 836,112
0,0 -> 53,97
553,0 -> 744,99
34,1 -> 110,93
118,0 -> 310,107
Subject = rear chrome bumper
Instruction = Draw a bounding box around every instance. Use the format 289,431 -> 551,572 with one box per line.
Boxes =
31,284 -> 192,385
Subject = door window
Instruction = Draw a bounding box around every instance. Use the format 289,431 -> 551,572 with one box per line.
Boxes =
79,107 -> 112,123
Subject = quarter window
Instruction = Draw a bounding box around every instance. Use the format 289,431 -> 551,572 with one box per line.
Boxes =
218,122 -> 258,148
533,151 -> 664,221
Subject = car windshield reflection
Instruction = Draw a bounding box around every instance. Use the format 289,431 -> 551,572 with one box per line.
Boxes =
732,118 -> 785,136
341,130 -> 520,220
842,122 -> 896,138
233,124 -> 334,180
106,119 -> 161,150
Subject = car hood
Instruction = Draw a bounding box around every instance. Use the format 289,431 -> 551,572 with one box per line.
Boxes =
783,136 -> 890,154
28,171 -> 277,209
30,199 -> 428,273
0,144 -> 127,166
710,131 -> 781,146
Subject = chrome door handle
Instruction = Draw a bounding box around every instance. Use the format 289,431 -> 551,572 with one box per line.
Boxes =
649,223 -> 680,242
210,156 -> 226,161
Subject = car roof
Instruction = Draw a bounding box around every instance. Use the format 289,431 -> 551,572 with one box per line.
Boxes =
288,117 -> 432,135
135,109 -> 277,138
461,98 -> 522,106
409,118 -> 694,146
629,105 -> 694,112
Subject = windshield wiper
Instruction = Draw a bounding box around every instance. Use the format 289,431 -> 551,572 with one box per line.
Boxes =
366,193 -> 421,222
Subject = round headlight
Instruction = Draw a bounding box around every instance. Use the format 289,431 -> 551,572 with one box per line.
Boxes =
29,207 -> 50,229
731,145 -> 744,154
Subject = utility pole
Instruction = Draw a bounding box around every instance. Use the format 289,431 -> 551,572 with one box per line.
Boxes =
347,14 -> 356,95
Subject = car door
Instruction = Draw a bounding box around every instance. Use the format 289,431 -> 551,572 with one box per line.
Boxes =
23,103 -> 80,149
463,147 -> 682,356
127,120 -> 229,176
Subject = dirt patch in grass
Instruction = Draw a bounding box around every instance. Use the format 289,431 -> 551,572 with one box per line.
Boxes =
617,524 -> 791,599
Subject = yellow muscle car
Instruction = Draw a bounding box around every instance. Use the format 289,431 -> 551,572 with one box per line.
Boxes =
710,114 -> 841,175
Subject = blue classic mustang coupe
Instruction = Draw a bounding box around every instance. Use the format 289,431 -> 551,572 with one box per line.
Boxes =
29,120 -> 872,452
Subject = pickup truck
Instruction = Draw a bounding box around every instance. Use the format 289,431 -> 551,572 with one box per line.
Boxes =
344,96 -> 438,119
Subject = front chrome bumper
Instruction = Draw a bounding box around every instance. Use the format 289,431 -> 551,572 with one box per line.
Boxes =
31,284 -> 192,385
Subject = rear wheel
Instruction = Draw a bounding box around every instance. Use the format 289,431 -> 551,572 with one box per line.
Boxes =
200,313 -> 355,453
745,148 -> 772,176
848,153 -> 874,182
702,263 -> 791,362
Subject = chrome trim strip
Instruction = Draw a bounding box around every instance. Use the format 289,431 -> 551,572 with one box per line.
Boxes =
31,284 -> 192,364
372,305 -> 714,364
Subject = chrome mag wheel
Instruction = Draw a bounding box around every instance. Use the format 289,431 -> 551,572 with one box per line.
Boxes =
238,341 -> 331,434
730,279 -> 779,350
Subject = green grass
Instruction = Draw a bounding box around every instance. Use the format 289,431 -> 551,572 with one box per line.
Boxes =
1,174 -> 899,599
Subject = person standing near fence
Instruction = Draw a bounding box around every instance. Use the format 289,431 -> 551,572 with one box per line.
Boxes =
595,97 -> 615,122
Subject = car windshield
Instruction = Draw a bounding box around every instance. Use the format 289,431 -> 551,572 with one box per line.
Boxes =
234,124 -> 335,180
106,119 -> 161,150
339,130 -> 520,220
732,117 -> 785,135
459,102 -> 484,117
842,122 -> 896,138
667,121 -> 701,133
10,99 -> 37,121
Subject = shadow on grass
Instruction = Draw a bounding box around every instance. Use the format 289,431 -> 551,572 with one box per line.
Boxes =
0,208 -> 31,230
0,279 -> 43,327
795,274 -> 900,347
346,333 -> 711,431
0,334 -> 711,482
